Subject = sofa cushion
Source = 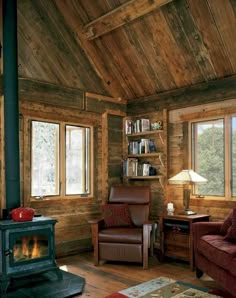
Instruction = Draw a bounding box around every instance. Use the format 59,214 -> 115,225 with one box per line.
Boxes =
101,204 -> 132,228
220,210 -> 233,235
98,228 -> 142,244
224,208 -> 236,242
198,234 -> 236,271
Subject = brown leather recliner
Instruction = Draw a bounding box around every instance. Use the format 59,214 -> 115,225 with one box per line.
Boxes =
89,185 -> 154,269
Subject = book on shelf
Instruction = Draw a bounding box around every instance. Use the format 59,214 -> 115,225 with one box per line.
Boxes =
125,118 -> 151,134
140,119 -> 150,132
125,119 -> 133,134
128,139 -> 156,154
122,158 -> 157,177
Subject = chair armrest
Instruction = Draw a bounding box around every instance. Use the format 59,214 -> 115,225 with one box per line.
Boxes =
143,221 -> 157,258
143,220 -> 155,227
88,218 -> 104,225
88,218 -> 105,248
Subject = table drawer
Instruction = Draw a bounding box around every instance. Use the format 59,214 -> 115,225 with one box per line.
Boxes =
165,245 -> 190,260
165,231 -> 189,248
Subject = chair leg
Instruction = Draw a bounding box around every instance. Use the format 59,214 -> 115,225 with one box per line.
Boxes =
91,223 -> 99,266
196,267 -> 203,278
143,224 -> 150,269
150,223 -> 157,257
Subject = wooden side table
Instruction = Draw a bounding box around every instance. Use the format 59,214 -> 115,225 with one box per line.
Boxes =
160,214 -> 210,270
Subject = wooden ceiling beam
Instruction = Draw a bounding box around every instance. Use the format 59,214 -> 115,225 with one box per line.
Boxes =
82,0 -> 174,40
127,75 -> 236,114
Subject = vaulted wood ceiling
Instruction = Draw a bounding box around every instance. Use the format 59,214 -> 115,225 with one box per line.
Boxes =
17,0 -> 236,103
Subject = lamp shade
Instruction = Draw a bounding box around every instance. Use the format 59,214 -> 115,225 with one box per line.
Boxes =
168,169 -> 207,185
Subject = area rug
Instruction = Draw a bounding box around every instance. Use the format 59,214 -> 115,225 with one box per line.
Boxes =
2,268 -> 85,298
105,276 -> 221,298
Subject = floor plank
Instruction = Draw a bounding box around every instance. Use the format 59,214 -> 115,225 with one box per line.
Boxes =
57,251 -> 219,298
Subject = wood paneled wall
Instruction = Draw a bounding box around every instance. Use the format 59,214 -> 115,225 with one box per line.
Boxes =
1,77 -> 236,256
0,79 -> 126,257
128,94 -> 236,221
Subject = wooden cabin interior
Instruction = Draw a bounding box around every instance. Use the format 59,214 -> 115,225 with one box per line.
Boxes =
1,0 -> 236,296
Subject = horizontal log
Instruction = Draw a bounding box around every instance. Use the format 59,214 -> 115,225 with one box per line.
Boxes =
55,238 -> 92,257
19,78 -> 85,109
127,75 -> 236,114
86,96 -> 126,114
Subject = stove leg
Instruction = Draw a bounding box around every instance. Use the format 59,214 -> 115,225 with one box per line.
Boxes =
0,278 -> 10,294
55,267 -> 63,280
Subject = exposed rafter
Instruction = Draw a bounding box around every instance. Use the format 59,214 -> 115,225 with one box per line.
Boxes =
82,0 -> 174,40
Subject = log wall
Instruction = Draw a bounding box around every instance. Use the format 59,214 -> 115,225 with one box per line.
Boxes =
1,76 -> 236,256
0,79 -> 126,257
167,99 -> 236,221
128,93 -> 236,221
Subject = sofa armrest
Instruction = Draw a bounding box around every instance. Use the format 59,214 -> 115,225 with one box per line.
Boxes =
192,222 -> 222,239
192,222 -> 222,253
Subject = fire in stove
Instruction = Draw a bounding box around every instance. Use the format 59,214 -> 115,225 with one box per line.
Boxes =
13,234 -> 49,262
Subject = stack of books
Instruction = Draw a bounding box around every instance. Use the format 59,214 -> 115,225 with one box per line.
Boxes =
122,159 -> 157,177
125,118 -> 150,134
128,139 -> 156,154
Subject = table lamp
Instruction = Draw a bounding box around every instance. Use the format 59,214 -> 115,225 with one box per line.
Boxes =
168,169 -> 207,215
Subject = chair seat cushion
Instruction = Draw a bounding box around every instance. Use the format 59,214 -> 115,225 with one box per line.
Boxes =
98,227 -> 142,244
198,234 -> 236,271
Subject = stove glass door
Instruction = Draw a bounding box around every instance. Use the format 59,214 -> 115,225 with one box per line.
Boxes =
10,229 -> 50,266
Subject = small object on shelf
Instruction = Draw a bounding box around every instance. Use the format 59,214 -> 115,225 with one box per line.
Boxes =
167,202 -> 175,216
151,121 -> 163,130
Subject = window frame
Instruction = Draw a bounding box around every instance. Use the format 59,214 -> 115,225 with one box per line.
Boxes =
29,118 -> 94,201
189,114 -> 235,201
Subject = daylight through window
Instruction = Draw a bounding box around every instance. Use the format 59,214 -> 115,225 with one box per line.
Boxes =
31,120 -> 92,198
191,116 -> 236,199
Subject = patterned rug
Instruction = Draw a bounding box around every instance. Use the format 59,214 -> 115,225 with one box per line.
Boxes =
105,276 -> 221,298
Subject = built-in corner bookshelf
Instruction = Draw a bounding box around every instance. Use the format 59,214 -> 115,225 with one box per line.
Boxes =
122,109 -> 167,189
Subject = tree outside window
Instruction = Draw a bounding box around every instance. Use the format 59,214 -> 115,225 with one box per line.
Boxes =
31,120 -> 92,198
191,116 -> 236,199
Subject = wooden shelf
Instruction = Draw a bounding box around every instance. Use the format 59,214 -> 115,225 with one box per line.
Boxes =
123,175 -> 164,188
126,130 -> 163,137
124,175 -> 163,179
123,110 -> 167,191
127,152 -> 163,158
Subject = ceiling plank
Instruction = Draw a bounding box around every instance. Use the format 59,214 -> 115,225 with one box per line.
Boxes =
82,0 -> 174,40
55,0 -> 124,101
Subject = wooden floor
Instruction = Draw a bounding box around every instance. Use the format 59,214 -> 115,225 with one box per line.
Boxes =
57,251 -> 220,298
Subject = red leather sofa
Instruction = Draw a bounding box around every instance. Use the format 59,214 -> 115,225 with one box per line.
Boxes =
193,221 -> 236,297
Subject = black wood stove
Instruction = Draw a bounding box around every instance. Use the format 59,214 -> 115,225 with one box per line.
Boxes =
0,216 -> 62,294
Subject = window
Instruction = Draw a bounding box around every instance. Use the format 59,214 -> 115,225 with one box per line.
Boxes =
31,120 -> 92,198
191,116 -> 236,199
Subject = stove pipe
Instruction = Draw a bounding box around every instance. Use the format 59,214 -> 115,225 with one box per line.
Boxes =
3,0 -> 21,212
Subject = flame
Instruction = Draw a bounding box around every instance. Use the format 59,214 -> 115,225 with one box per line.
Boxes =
13,235 -> 46,261
31,236 -> 41,258
22,237 -> 30,257
13,244 -> 21,259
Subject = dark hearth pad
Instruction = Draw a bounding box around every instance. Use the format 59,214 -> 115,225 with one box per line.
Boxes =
2,269 -> 85,298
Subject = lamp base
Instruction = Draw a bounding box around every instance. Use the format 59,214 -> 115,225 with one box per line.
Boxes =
178,209 -> 196,215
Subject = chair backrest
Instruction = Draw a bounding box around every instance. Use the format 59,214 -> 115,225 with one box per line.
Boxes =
109,185 -> 150,227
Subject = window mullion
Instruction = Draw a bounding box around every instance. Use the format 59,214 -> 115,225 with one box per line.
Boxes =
60,123 -> 66,196
225,116 -> 231,199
